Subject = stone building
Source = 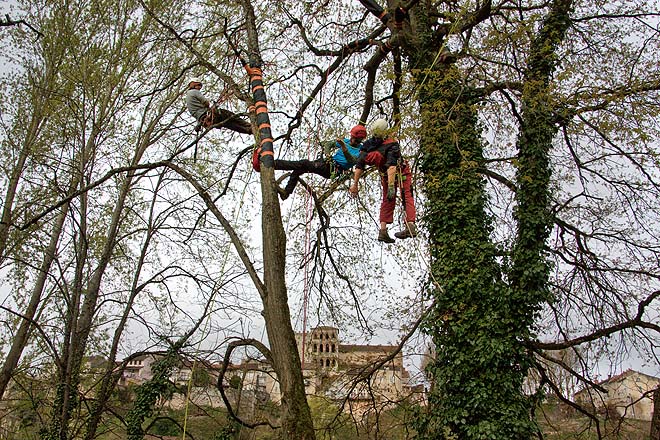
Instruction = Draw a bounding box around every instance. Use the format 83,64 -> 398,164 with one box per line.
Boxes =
119,354 -> 161,386
220,325 -> 417,409
118,326 -> 422,412
292,326 -> 416,408
574,369 -> 660,421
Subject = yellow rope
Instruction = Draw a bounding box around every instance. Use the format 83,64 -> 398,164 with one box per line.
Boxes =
181,158 -> 254,439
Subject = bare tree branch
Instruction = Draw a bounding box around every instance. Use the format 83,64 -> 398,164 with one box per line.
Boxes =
0,13 -> 42,38
215,338 -> 278,429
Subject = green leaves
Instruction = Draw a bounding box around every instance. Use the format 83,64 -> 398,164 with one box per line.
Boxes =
411,23 -> 538,439
126,350 -> 180,440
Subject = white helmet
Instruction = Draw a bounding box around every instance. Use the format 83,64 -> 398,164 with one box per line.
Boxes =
370,118 -> 389,138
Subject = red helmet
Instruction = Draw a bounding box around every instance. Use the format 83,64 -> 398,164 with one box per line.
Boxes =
350,125 -> 367,140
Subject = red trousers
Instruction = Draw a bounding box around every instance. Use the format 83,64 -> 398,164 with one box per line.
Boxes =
379,164 -> 416,224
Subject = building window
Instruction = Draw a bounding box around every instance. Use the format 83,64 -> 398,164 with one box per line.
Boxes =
319,344 -> 323,352
313,344 -> 317,352
326,359 -> 330,367
325,344 -> 329,352
331,344 -> 335,352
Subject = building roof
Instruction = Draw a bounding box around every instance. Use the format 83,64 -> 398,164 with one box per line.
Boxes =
313,325 -> 339,331
574,369 -> 660,397
227,359 -> 273,371
123,353 -> 163,363
175,358 -> 220,370
595,369 -> 660,386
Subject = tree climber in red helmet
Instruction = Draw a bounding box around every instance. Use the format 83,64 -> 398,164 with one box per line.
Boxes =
253,125 -> 367,200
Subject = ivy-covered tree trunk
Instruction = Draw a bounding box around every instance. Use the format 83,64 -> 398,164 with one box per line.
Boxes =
509,0 -> 573,328
401,1 -> 574,438
125,347 -> 180,440
414,63 -> 536,439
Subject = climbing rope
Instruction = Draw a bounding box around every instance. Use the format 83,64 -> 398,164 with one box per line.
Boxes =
300,66 -> 329,367
275,64 -> 338,366
300,177 -> 314,366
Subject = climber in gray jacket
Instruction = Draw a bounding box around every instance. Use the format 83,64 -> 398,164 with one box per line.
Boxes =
186,78 -> 252,134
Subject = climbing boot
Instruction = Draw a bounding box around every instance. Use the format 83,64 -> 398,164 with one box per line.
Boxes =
394,222 -> 417,239
377,229 -> 395,243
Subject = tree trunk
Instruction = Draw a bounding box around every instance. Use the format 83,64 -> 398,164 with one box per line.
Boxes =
387,1 -> 574,438
83,180 -> 159,440
415,62 -> 535,439
387,4 -> 534,437
240,1 -> 316,437
50,103 -> 149,438
251,70 -> 316,440
51,154 -> 90,440
0,95 -> 47,263
0,181 -> 73,398
260,166 -> 315,439
242,0 -> 316,440
651,386 -> 660,440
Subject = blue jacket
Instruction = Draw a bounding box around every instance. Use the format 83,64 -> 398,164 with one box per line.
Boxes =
332,138 -> 362,170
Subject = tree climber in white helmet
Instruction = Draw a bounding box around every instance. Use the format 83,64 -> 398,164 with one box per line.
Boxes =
349,118 -> 417,243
